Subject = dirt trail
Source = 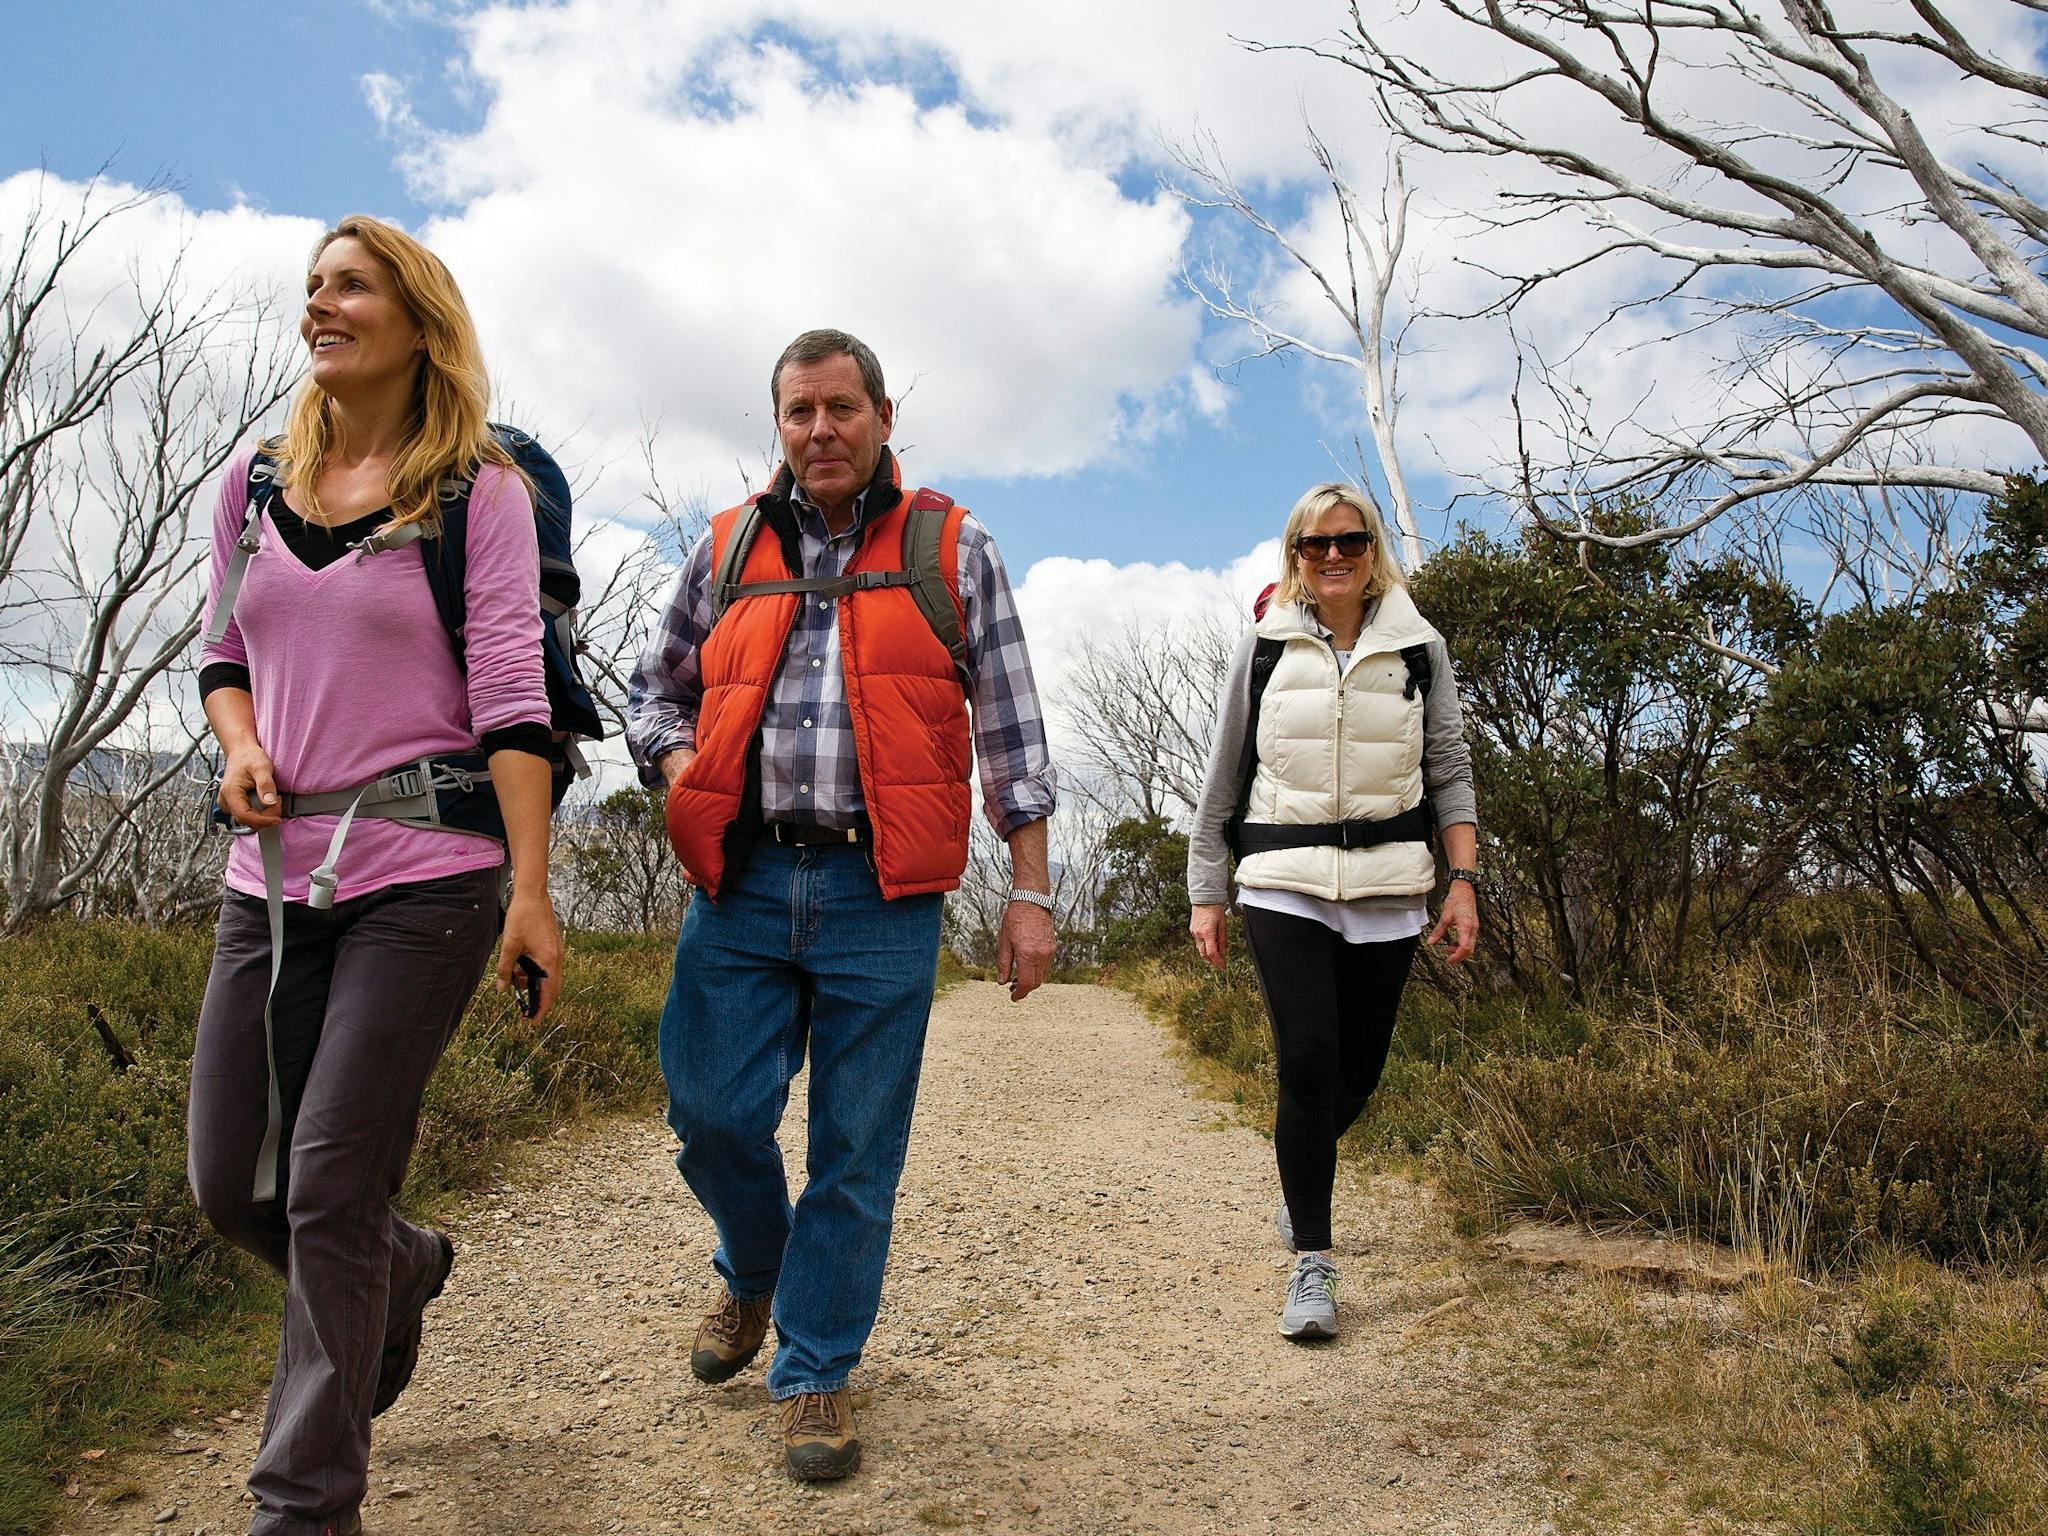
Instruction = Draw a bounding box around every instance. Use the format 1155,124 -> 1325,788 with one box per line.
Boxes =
75,982 -> 1567,1536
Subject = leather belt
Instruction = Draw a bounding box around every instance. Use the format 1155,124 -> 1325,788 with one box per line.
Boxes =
766,820 -> 871,846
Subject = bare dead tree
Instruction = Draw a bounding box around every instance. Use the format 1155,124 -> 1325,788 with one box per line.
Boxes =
552,783 -> 689,933
1172,128 -> 1427,570
944,798 -> 1110,971
1056,613 -> 1240,824
1251,0 -> 2048,549
71,681 -> 227,924
571,421 -> 711,742
0,181 -> 295,929
0,175 -> 191,597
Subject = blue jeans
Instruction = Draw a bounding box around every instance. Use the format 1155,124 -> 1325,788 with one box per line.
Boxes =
659,839 -> 944,1398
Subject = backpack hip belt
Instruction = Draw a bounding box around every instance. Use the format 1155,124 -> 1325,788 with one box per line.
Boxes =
1231,802 -> 1433,856
222,750 -> 499,1204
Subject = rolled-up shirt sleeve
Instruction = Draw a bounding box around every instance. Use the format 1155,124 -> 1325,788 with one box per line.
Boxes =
958,514 -> 1057,836
625,530 -> 714,786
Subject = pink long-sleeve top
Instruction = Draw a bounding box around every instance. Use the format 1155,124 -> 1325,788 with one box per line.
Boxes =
199,444 -> 550,904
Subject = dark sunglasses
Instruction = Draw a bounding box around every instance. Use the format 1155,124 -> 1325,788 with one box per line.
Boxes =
1294,531 -> 1374,560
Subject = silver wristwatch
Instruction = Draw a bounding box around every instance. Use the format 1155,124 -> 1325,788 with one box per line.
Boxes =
1008,888 -> 1055,912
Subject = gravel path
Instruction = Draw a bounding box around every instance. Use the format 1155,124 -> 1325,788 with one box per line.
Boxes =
79,982 -> 1563,1536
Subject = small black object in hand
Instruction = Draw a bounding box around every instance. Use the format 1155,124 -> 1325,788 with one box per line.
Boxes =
514,955 -> 547,1019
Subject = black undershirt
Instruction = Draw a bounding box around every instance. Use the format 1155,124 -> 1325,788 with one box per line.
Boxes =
199,493 -> 554,761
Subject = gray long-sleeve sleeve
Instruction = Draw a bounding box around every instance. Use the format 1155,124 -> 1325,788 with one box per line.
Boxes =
1187,629 -> 1261,906
1185,630 -> 1478,907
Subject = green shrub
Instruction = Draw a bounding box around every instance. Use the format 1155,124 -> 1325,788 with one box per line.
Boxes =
1122,897 -> 2048,1269
1836,1293 -> 1945,1400
1853,1405 -> 2015,1534
1095,815 -> 1191,967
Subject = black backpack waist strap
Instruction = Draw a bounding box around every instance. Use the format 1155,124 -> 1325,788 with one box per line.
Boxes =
714,568 -> 919,606
1232,802 -> 1432,856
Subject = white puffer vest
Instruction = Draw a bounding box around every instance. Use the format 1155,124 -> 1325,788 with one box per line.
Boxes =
1237,589 -> 1442,901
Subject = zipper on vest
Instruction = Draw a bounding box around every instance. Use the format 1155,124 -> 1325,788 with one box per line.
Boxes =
1328,636 -> 1347,902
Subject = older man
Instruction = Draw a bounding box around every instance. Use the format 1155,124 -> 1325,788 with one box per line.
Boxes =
626,329 -> 1057,1480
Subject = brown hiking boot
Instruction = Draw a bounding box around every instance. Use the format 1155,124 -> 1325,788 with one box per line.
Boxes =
779,1388 -> 861,1481
689,1291 -> 773,1384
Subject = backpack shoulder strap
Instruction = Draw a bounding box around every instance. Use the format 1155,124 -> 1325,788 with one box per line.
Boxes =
1225,635 -> 1286,855
416,478 -> 472,657
1399,641 -> 1433,702
903,489 -> 970,691
202,446 -> 281,647
417,425 -> 555,659
1243,637 -> 1285,765
710,498 -> 768,625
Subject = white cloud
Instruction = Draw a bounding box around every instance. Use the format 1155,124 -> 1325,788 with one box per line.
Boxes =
1011,539 -> 1277,757
334,3 -> 1223,497
8,0 -> 2036,692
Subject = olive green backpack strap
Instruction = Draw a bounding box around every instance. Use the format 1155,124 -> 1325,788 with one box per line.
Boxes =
709,499 -> 767,624
904,489 -> 970,691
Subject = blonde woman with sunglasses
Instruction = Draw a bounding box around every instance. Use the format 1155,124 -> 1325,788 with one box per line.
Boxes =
1186,482 -> 1479,1339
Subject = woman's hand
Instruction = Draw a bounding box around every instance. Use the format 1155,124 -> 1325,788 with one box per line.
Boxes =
1426,879 -> 1479,966
496,887 -> 564,1021
487,747 -> 564,1021
218,742 -> 283,830
1190,903 -> 1228,970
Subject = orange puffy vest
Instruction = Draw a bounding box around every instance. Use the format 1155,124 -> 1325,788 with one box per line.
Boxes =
665,482 -> 972,901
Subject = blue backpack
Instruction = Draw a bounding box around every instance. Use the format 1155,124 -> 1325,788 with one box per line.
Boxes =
419,423 -> 606,795
204,423 -> 606,922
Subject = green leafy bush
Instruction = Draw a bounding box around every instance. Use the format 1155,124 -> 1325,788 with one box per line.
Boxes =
1094,815 -> 1192,968
1854,1404 -> 2016,1535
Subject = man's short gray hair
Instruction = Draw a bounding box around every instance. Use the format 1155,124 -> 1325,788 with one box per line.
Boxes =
771,329 -> 887,413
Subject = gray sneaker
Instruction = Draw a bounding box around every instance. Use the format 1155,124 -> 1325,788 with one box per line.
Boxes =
1279,1254 -> 1339,1340
1274,1201 -> 1295,1249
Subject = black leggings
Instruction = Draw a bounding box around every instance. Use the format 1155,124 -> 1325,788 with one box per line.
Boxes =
1240,904 -> 1420,1253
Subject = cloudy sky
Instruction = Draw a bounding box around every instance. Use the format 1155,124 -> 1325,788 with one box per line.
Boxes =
5,1 -> 1395,569
5,0 -> 2040,776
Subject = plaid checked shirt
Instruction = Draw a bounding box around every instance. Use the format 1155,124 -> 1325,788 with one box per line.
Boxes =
626,484 -> 1058,837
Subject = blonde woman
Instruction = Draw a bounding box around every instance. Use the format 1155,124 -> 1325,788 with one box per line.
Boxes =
1187,483 -> 1478,1340
189,216 -> 561,1536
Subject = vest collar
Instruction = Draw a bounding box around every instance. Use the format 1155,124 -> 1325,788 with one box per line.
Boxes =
761,448 -> 901,542
1256,586 -> 1440,652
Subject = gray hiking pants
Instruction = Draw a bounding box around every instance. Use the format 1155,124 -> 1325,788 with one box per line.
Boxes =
187,867 -> 499,1536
